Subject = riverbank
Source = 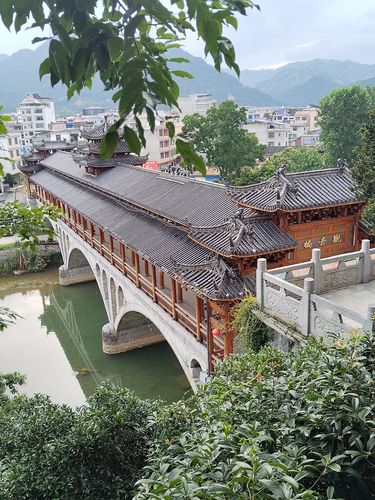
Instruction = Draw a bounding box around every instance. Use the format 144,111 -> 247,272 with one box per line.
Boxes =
0,243 -> 62,277
0,268 -> 60,292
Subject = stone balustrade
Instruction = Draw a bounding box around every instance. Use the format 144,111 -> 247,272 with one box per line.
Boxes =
256,239 -> 375,340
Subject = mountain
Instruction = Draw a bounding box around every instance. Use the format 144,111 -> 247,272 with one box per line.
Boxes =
1,44 -> 278,115
168,49 -> 279,106
239,59 -> 375,106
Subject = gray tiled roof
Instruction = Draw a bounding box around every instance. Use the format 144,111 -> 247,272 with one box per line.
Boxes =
33,140 -> 77,151
40,151 -> 250,226
189,216 -> 296,257
82,141 -> 131,155
31,169 -> 252,299
227,166 -> 360,211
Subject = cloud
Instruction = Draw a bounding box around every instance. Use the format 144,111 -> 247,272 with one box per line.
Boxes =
0,0 -> 374,70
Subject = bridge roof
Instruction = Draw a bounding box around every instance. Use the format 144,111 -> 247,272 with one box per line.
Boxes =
32,168 -> 253,300
40,151 -> 248,227
227,165 -> 361,212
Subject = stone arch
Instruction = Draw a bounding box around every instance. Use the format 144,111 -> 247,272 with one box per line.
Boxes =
190,358 -> 203,385
117,286 -> 124,310
68,247 -> 91,269
109,277 -> 117,319
101,269 -> 109,304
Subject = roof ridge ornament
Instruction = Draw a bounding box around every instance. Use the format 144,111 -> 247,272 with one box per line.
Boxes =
337,158 -> 348,173
160,164 -> 191,177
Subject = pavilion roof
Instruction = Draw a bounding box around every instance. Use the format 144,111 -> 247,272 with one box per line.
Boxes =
227,162 -> 361,212
188,210 -> 296,257
33,140 -> 77,151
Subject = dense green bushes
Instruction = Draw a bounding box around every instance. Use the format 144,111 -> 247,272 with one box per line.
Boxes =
0,332 -> 374,498
0,382 -> 157,499
136,332 -> 375,499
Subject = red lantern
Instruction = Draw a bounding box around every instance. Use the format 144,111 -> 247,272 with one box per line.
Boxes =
212,328 -> 221,337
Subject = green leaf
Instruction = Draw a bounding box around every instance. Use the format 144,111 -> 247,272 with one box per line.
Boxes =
0,0 -> 13,29
176,137 -> 206,175
39,57 -> 50,79
165,121 -> 175,139
100,131 -> 119,159
171,70 -> 193,79
123,126 -> 141,155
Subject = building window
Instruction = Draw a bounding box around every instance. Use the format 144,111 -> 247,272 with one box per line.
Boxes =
8,138 -> 11,146
268,132 -> 274,138
159,141 -> 164,148
56,134 -> 61,141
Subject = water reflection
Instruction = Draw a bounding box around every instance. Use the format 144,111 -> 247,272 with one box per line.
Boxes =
0,279 -> 191,405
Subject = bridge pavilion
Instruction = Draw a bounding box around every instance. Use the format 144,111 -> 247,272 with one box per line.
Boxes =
20,124 -> 371,372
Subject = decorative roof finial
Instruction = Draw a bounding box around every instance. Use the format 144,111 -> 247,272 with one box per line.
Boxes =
337,158 -> 348,173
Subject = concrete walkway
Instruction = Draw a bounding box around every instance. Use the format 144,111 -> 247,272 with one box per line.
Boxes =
322,281 -> 375,318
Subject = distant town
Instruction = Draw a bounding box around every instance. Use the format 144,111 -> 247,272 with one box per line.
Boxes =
0,91 -> 320,193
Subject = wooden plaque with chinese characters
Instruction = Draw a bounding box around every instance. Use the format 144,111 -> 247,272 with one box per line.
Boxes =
288,215 -> 358,263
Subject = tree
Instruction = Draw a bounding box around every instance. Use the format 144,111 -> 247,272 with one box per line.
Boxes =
0,0 -> 258,172
352,110 -> 375,231
0,104 -> 12,176
319,84 -> 375,165
3,173 -> 17,187
236,146 -> 328,185
0,200 -> 61,248
182,100 -> 264,182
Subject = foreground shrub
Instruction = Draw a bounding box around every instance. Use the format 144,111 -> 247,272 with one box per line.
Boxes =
0,383 -> 157,499
136,332 -> 375,499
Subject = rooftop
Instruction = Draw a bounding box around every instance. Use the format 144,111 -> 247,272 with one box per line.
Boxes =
227,163 -> 361,212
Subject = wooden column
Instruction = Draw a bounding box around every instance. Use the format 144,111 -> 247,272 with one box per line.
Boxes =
90,222 -> 94,245
131,251 -> 136,267
109,235 -> 114,265
195,295 -> 202,342
144,260 -> 150,276
99,228 -> 104,256
223,305 -> 234,357
171,279 -> 177,320
120,243 -> 127,275
134,252 -> 140,288
159,271 -> 165,289
82,218 -> 87,242
206,300 -> 214,374
177,283 -> 183,303
73,209 -> 77,231
151,264 -> 157,303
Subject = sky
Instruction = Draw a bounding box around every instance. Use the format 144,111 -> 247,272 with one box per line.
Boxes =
0,0 -> 374,69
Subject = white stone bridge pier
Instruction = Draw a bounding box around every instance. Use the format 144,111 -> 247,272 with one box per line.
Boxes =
54,221 -> 209,392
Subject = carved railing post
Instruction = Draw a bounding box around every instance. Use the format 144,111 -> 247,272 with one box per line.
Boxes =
300,277 -> 314,336
256,258 -> 267,308
360,239 -> 372,284
365,305 -> 375,332
312,248 -> 324,293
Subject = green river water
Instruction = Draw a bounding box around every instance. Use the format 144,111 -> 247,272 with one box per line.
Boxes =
0,270 -> 191,406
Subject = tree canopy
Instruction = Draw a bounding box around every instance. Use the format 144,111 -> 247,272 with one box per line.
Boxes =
352,110 -> 375,232
0,0 -> 258,173
236,146 -> 328,185
319,84 -> 375,166
182,100 -> 264,182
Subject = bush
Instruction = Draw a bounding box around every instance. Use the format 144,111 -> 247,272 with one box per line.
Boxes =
136,332 -> 375,499
0,383 -> 157,499
232,294 -> 273,352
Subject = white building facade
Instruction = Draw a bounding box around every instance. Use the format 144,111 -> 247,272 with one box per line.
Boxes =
16,93 -> 56,151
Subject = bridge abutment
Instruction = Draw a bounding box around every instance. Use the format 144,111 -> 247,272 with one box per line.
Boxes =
59,265 -> 95,286
102,319 -> 165,355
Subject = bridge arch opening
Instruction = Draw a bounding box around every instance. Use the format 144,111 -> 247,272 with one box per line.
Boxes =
190,359 -> 203,381
68,247 -> 91,269
115,311 -> 165,352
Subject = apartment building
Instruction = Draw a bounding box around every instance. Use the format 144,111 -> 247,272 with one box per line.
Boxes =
16,93 -> 56,150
